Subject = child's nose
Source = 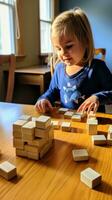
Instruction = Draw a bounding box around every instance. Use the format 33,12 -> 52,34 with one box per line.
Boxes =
61,48 -> 67,56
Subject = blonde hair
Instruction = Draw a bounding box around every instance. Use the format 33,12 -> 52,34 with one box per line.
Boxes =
51,7 -> 94,66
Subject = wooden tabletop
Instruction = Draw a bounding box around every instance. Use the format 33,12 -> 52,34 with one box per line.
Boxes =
15,66 -> 50,75
0,102 -> 112,200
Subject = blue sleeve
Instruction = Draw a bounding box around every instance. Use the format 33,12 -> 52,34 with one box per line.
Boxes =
93,61 -> 112,104
38,64 -> 60,105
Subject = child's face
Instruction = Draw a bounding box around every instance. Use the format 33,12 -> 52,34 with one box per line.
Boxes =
52,34 -> 85,66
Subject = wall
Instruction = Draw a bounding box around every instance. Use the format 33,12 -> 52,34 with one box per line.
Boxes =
60,0 -> 112,71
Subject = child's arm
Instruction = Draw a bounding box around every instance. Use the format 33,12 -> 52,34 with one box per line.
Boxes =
78,60 -> 112,113
35,64 -> 60,113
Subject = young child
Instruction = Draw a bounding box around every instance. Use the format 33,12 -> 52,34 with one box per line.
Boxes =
35,7 -> 112,114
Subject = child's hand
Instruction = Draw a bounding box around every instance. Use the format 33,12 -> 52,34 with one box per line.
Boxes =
77,95 -> 99,114
35,99 -> 53,113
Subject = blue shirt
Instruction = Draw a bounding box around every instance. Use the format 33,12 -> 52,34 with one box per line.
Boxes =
39,59 -> 112,112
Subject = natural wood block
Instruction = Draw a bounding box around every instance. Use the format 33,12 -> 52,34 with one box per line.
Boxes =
13,131 -> 22,138
51,120 -> 60,129
35,126 -> 53,139
77,111 -> 87,118
0,161 -> 17,180
71,114 -> 81,122
39,140 -> 53,159
72,149 -> 89,161
22,121 -> 36,141
13,138 -> 25,149
92,135 -> 107,145
35,115 -> 51,129
24,144 -> 39,154
27,138 -> 48,150
27,151 -> 39,160
107,134 -> 112,145
87,118 -> 98,135
19,115 -> 32,121
80,167 -> 101,188
58,107 -> 69,114
61,122 -> 71,132
108,125 -> 112,139
13,120 -> 27,132
64,111 -> 74,119
87,111 -> 96,119
16,149 -> 27,157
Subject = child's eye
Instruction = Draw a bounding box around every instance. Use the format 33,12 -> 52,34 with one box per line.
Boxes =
66,44 -> 73,49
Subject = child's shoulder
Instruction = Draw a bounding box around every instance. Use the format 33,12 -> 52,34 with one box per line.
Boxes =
91,58 -> 107,70
54,62 -> 65,72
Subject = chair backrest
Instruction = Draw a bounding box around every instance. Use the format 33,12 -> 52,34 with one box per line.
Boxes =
50,48 -> 106,76
94,48 -> 106,61
0,54 -> 16,102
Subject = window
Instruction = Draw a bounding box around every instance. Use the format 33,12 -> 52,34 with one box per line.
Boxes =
39,0 -> 53,54
0,0 -> 15,54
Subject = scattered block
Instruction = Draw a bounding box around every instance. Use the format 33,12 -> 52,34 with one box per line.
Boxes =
58,107 -> 69,114
72,149 -> 89,161
107,134 -> 112,145
64,111 -> 74,119
87,111 -> 96,119
71,114 -> 81,122
61,122 -> 71,132
92,135 -> 107,145
0,161 -> 17,180
35,115 -> 51,129
87,118 -> 98,135
80,167 -> 101,188
51,120 -> 60,129
108,125 -> 112,139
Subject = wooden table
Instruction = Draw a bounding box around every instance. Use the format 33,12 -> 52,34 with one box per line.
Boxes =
15,66 -> 51,94
0,102 -> 112,200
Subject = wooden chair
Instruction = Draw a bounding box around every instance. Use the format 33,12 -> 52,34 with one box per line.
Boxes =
94,48 -> 106,61
0,54 -> 16,102
50,48 -> 106,77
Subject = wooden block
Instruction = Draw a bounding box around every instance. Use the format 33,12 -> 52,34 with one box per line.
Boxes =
24,144 -> 39,154
22,121 -> 35,141
107,134 -> 112,145
108,125 -> 112,138
19,115 -> 32,121
13,131 -> 22,139
35,115 -> 51,129
13,120 -> 27,133
72,149 -> 89,161
0,161 -> 17,180
27,151 -> 39,160
35,126 -> 53,139
51,120 -> 60,129
13,138 -> 25,150
87,118 -> 98,135
92,135 -> 107,145
77,111 -> 87,118
87,111 -> 96,119
64,111 -> 74,119
16,149 -> 27,157
80,167 -> 101,188
39,140 -> 53,159
58,107 -> 69,114
71,114 -> 81,122
61,122 -> 71,132
27,138 -> 48,150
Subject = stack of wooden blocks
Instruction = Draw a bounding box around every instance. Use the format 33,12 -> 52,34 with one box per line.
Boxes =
13,115 -> 54,160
